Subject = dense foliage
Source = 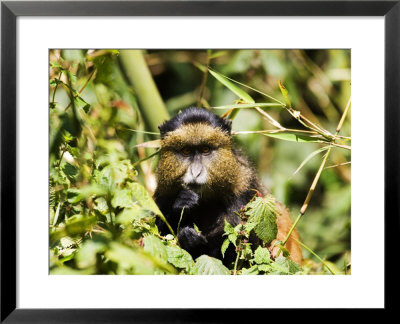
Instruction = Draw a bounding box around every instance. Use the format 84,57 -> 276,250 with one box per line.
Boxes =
49,49 -> 351,275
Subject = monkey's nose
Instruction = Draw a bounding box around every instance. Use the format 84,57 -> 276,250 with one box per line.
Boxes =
191,163 -> 203,178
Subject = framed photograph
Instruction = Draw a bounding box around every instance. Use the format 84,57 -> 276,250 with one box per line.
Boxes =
1,0 -> 398,321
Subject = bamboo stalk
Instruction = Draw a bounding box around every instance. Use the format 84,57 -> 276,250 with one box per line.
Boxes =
119,50 -> 170,133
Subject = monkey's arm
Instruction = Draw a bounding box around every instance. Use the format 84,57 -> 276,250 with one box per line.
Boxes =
177,226 -> 208,258
172,189 -> 199,210
154,189 -> 200,235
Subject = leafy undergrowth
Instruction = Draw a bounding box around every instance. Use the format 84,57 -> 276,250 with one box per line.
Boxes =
50,158 -> 331,275
49,49 -> 347,275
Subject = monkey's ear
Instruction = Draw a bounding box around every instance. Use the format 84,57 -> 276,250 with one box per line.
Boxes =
158,123 -> 166,138
222,118 -> 232,134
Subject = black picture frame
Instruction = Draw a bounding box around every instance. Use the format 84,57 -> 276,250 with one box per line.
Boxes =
1,0 -> 398,322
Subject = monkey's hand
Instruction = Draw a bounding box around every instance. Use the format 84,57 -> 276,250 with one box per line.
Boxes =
172,189 -> 199,210
178,226 -> 208,253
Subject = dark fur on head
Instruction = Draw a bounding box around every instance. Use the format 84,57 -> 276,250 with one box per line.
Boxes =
158,107 -> 232,139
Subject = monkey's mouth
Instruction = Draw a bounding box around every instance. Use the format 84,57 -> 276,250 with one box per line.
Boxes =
184,182 -> 203,192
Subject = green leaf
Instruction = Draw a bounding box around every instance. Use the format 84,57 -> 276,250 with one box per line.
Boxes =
193,223 -> 201,234
76,240 -> 106,269
51,215 -> 97,242
272,256 -> 303,275
291,146 -> 330,178
245,196 -> 277,244
62,130 -> 75,143
166,244 -> 195,272
253,246 -> 271,264
93,197 -> 109,215
228,233 -> 238,246
261,132 -> 324,143
223,219 -> 235,235
62,163 -> 78,180
50,61 -> 65,70
212,103 -> 282,110
97,160 -> 136,188
209,69 -> 255,104
51,266 -> 95,275
143,235 -> 168,262
67,184 -> 108,204
194,255 -> 231,275
221,238 -> 230,258
278,80 -> 291,107
115,205 -> 144,224
111,188 -> 136,209
244,222 -> 256,233
105,242 -> 176,275
129,182 -> 162,216
241,266 -> 259,275
258,264 -> 273,273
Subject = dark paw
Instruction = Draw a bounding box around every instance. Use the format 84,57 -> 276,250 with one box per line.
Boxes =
178,226 -> 208,251
173,190 -> 199,210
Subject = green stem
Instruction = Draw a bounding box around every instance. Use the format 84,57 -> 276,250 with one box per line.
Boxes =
233,250 -> 240,275
292,238 -> 336,275
197,50 -> 211,107
51,72 -> 62,104
177,207 -> 185,235
132,150 -> 160,168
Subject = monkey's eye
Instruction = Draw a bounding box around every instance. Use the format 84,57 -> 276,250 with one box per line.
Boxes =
181,147 -> 192,156
200,146 -> 211,154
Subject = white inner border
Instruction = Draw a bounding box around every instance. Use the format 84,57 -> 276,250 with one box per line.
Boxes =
17,17 -> 384,308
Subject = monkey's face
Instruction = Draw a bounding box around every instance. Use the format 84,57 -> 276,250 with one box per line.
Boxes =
156,123 -> 242,197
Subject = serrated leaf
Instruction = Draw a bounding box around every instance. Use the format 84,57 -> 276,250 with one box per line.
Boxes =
253,246 -> 271,265
223,219 -> 235,235
221,238 -> 230,258
245,196 -> 277,244
194,255 -> 231,275
166,244 -> 194,272
228,233 -> 238,246
143,235 -> 168,262
244,221 -> 256,233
